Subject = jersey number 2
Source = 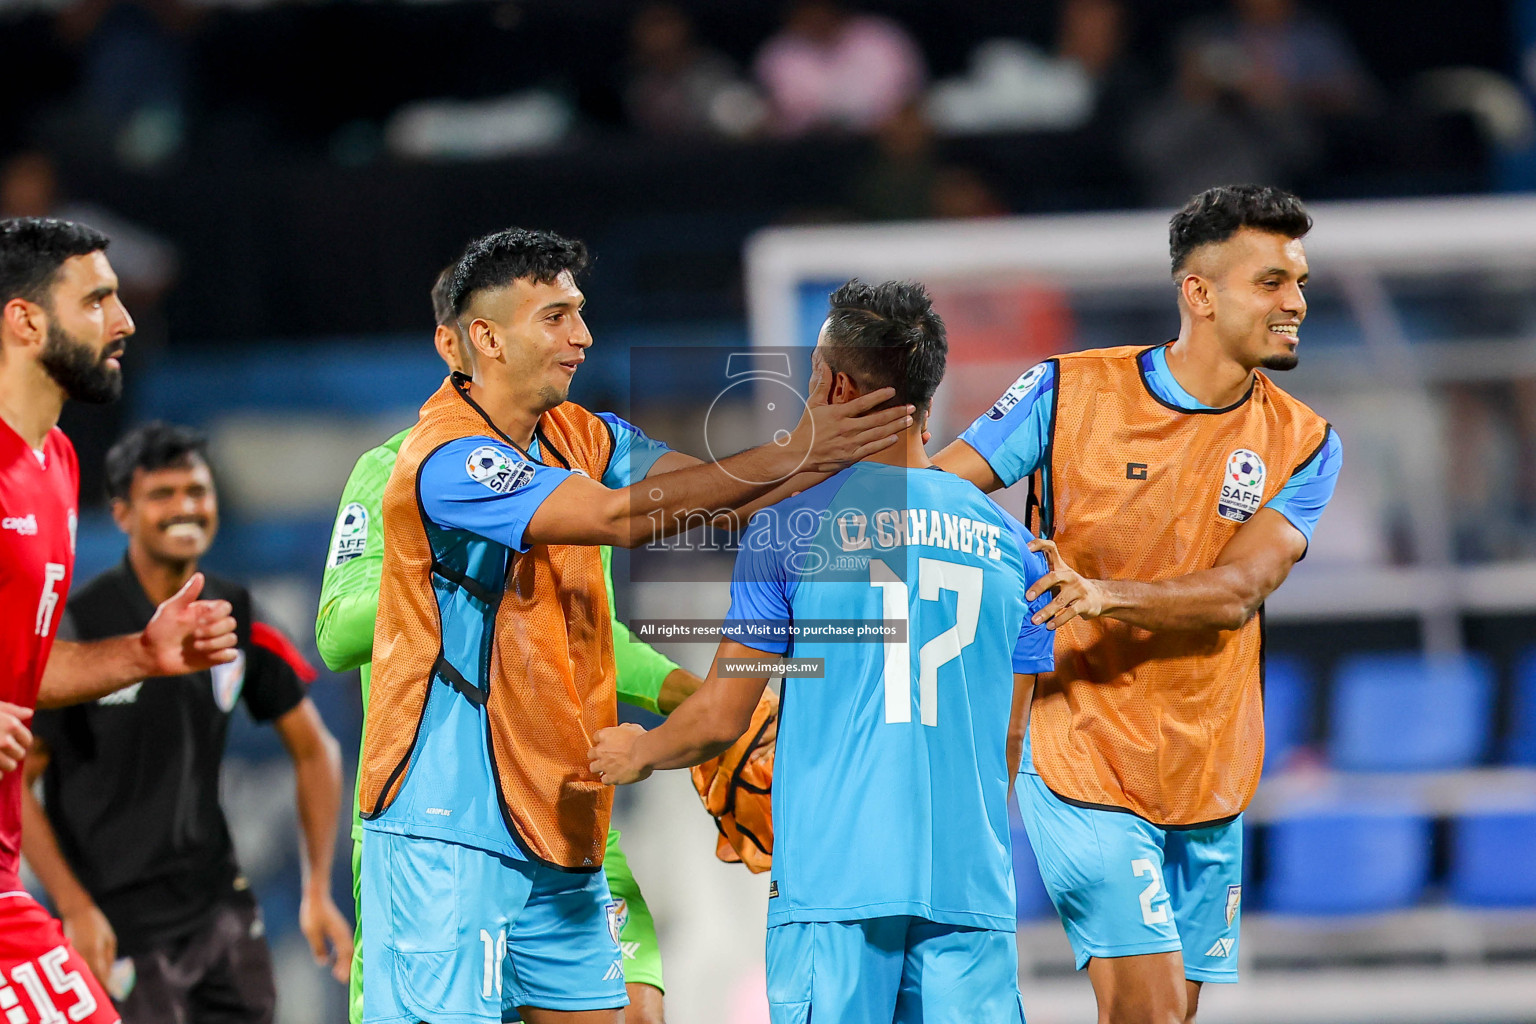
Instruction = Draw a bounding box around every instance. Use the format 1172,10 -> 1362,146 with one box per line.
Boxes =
870,557 -> 983,726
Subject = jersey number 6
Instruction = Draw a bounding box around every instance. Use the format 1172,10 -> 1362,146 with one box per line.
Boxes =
869,557 -> 983,727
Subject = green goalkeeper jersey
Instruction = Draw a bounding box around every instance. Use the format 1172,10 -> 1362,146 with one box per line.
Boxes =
316,425 -> 682,838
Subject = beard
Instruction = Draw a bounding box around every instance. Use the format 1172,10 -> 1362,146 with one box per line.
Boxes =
40,322 -> 122,404
1261,352 -> 1299,372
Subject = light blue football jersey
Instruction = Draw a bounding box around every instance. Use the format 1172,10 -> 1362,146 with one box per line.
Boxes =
723,463 -> 1055,931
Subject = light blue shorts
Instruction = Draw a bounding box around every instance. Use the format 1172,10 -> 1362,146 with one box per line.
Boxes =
765,917 -> 1026,1024
1015,771 -> 1243,983
360,829 -> 628,1024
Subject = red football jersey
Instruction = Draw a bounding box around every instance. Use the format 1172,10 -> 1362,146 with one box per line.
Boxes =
0,419 -> 78,893
0,894 -> 118,1024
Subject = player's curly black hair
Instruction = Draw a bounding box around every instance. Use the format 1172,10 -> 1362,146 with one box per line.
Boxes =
820,279 -> 948,414
0,217 -> 110,308
105,421 -> 209,503
448,228 -> 590,317
1169,185 -> 1312,277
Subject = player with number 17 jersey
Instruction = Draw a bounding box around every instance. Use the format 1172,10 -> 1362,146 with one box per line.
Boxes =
0,419 -> 119,1023
726,462 -> 1054,1020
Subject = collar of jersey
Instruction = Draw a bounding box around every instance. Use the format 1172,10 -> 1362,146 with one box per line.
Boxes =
1141,343 -> 1216,412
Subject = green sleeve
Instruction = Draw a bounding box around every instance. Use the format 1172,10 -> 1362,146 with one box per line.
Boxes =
316,434 -> 403,673
603,546 -> 679,715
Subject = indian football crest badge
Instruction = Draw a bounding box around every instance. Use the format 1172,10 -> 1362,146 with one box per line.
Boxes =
606,901 -> 623,948
986,363 -> 1048,420
1225,884 -> 1242,927
466,445 -> 535,495
328,502 -> 369,567
1217,449 -> 1266,523
211,649 -> 247,713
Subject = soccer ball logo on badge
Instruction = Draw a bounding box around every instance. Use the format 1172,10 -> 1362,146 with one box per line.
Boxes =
986,362 -> 1048,420
328,501 -> 369,567
466,445 -> 536,495
1216,449 -> 1266,523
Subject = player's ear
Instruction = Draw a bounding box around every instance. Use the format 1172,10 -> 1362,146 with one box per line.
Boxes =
1180,273 -> 1214,318
830,370 -> 859,405
1,297 -> 44,347
109,497 -> 131,534
466,318 -> 500,362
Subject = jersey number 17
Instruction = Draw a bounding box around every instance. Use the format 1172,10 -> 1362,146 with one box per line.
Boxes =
869,557 -> 982,727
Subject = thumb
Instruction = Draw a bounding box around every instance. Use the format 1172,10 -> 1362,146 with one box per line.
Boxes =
0,702 -> 33,721
166,572 -> 205,609
1028,538 -> 1064,570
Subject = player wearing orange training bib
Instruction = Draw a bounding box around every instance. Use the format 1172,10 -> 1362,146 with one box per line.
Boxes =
936,185 -> 1342,1024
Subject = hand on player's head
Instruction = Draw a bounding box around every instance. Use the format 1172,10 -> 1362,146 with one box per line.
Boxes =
795,385 -> 911,473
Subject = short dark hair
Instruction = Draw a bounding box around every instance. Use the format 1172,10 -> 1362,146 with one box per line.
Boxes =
820,279 -> 947,413
430,264 -> 456,327
449,228 -> 589,317
0,217 -> 110,308
105,421 -> 210,502
1169,185 -> 1312,276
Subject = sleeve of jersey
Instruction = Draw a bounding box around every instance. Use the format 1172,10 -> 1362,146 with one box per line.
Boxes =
602,545 -> 679,715
245,615 -> 317,722
720,512 -> 792,656
596,412 -> 674,489
1010,525 -> 1057,674
419,438 -> 573,551
1264,428 -> 1343,547
315,446 -> 391,672
957,361 -> 1056,488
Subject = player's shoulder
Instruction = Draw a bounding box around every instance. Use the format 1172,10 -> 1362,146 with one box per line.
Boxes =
1255,372 -> 1332,427
43,426 -> 78,467
1054,343 -> 1149,367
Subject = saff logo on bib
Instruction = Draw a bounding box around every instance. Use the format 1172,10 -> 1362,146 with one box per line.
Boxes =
1217,449 -> 1266,523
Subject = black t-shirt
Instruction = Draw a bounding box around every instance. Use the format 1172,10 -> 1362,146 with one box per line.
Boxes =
33,558 -> 312,955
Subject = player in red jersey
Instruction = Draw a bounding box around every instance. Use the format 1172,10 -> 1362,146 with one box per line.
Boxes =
0,218 -> 238,1023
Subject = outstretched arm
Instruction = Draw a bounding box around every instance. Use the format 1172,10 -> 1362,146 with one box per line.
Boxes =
1026,509 -> 1307,632
530,384 -> 910,548
39,574 -> 237,708
589,640 -> 772,783
933,439 -> 1006,494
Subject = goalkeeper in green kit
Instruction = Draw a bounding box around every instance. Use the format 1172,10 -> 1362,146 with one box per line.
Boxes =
316,267 -> 695,1024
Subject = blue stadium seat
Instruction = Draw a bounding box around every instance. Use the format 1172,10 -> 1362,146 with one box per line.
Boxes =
1506,650 -> 1536,765
1263,655 -> 1313,774
1329,653 -> 1494,771
1265,804 -> 1431,914
1450,811 -> 1536,907
1010,804 -> 1054,921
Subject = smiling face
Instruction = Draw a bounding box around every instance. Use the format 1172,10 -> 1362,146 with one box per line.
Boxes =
1182,227 -> 1308,372
465,269 -> 591,413
35,251 -> 135,403
114,457 -> 218,567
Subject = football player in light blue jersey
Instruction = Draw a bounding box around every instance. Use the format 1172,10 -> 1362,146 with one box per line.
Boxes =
591,280 -> 1056,1024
